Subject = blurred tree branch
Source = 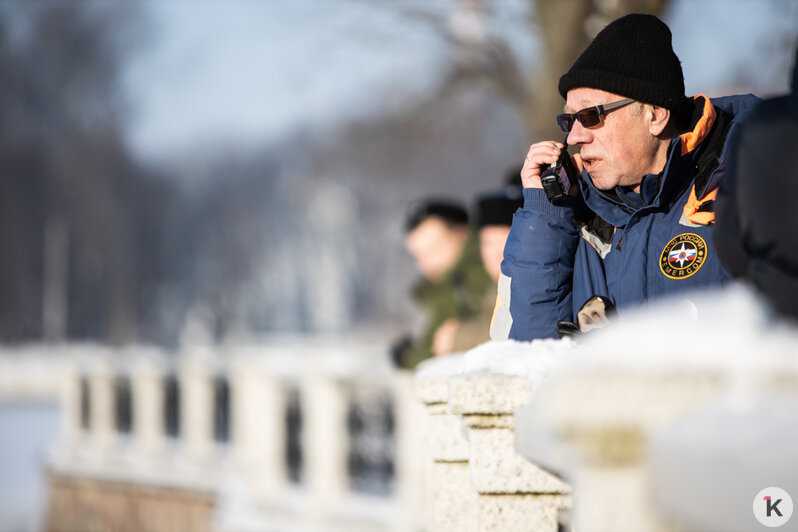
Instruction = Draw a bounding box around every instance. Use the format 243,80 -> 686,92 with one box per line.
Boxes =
527,0 -> 669,140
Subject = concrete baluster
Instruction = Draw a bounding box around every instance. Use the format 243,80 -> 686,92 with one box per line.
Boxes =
391,370 -> 430,532
59,360 -> 83,447
88,354 -> 115,452
415,356 -> 478,532
179,350 -> 215,462
301,370 -> 348,516
448,372 -> 571,532
131,349 -> 166,455
525,369 -> 724,532
230,353 -> 287,504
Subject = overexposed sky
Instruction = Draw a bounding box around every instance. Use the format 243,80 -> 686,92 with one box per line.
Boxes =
668,0 -> 797,96
124,0 -> 458,160
123,0 -> 797,162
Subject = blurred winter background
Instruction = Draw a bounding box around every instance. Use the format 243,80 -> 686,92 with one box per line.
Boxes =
1,0 -> 796,349
0,0 -> 796,530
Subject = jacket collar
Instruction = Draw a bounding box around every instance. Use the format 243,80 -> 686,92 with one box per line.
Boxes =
578,94 -> 751,227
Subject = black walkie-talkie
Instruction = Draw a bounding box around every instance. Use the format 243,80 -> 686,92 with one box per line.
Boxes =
540,136 -> 580,205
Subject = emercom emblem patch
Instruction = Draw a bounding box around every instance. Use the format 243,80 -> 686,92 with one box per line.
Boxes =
659,233 -> 707,279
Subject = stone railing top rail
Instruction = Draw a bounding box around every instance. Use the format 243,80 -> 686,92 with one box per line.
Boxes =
461,338 -> 574,378
553,286 -> 798,374
414,353 -> 465,405
415,339 -> 575,414
416,286 -> 798,421
530,287 -> 798,428
49,336 -> 395,381
515,286 -> 798,477
225,339 -> 394,380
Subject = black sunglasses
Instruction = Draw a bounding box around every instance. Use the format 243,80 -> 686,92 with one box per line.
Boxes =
556,98 -> 635,133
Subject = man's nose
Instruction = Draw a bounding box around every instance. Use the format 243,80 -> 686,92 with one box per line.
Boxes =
566,121 -> 591,145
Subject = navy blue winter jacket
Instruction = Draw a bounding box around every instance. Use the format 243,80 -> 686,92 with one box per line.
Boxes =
498,94 -> 761,341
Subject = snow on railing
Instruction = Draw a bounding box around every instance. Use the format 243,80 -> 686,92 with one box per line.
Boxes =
415,286 -> 798,532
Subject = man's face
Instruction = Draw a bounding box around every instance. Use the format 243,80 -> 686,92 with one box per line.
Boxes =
406,217 -> 467,282
564,87 -> 663,191
479,225 -> 511,283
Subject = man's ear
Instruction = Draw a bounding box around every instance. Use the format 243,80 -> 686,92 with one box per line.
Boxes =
648,105 -> 670,136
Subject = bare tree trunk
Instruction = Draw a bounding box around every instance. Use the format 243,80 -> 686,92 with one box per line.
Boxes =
526,0 -> 594,140
526,0 -> 670,141
42,216 -> 69,342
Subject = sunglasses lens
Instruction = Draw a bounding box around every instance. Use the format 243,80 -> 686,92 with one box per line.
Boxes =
576,109 -> 601,128
556,114 -> 574,133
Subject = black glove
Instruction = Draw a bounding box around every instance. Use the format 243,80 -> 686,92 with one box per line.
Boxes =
389,334 -> 414,368
557,320 -> 581,338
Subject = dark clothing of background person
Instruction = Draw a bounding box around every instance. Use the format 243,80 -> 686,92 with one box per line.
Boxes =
394,232 -> 490,370
449,185 -> 524,351
713,46 -> 798,321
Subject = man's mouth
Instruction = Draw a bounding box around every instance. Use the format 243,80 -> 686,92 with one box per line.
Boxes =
582,157 -> 598,171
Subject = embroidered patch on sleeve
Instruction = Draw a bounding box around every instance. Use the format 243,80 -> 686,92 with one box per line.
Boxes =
659,233 -> 707,279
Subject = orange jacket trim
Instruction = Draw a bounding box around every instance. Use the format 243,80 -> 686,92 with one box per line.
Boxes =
680,94 -> 721,224
683,186 -> 718,225
680,94 -> 716,156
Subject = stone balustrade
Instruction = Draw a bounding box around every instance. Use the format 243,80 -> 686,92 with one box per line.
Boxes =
415,287 -> 798,532
415,340 -> 574,532
44,337 -> 427,532
8,287 -> 798,532
520,289 -> 798,532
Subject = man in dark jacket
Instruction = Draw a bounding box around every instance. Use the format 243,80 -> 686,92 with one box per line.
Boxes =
491,14 -> 760,341
392,199 -> 491,369
437,184 -> 524,353
713,44 -> 798,322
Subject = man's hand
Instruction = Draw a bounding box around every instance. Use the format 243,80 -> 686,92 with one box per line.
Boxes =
521,141 -> 584,189
432,318 -> 459,356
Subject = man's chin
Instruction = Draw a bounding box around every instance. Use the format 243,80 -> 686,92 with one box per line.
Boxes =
588,173 -> 616,191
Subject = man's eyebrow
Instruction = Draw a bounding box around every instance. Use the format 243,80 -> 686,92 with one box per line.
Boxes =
565,100 -> 600,113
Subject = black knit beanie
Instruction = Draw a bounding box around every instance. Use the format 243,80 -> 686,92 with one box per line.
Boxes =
475,187 -> 524,229
558,14 -> 688,112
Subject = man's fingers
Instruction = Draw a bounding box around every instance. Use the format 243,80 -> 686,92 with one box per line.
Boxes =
521,141 -> 566,189
525,142 -> 563,166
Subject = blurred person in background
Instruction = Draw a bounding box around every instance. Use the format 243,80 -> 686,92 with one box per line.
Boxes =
492,13 -> 761,341
432,179 -> 524,354
714,43 -> 798,323
391,199 -> 491,370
